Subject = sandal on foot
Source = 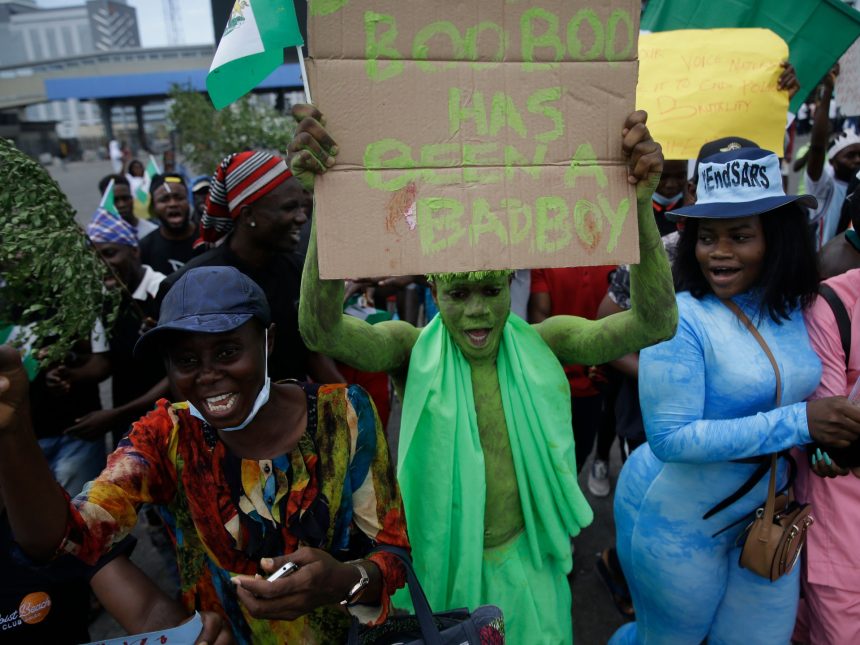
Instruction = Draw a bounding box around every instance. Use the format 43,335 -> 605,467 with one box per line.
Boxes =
596,548 -> 635,619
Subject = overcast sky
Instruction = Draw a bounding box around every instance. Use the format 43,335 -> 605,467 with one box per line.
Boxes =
37,0 -> 216,47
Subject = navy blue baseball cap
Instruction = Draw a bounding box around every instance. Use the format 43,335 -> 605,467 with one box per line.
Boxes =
134,266 -> 271,358
668,147 -> 817,219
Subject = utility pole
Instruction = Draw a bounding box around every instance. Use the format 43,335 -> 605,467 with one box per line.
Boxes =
162,0 -> 183,45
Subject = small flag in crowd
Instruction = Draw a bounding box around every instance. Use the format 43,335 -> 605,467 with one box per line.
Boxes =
0,324 -> 39,380
135,156 -> 161,205
207,0 -> 304,110
99,178 -> 121,219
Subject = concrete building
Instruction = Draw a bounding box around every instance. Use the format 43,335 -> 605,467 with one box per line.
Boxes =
0,0 -> 141,142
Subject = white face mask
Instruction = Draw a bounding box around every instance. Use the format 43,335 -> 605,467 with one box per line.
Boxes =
187,329 -> 271,432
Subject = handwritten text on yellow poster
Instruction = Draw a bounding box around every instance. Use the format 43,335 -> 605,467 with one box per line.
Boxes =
637,29 -> 789,160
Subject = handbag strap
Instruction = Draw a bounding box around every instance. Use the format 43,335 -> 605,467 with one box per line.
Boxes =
354,545 -> 444,645
819,284 -> 851,368
721,299 -> 781,529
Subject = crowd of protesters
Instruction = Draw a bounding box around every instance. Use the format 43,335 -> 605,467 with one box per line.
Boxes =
2,37 -> 860,645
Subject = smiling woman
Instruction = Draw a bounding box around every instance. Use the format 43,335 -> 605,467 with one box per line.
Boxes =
610,147 -> 860,645
0,266 -> 410,644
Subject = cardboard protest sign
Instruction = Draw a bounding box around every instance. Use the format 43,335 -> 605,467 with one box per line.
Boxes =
637,29 -> 788,160
837,38 -> 860,117
307,0 -> 640,278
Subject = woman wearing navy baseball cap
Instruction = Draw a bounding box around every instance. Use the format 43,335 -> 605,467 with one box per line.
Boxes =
0,266 -> 410,643
610,147 -> 860,644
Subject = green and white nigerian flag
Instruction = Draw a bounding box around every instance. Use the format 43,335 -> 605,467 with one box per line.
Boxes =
135,156 -> 160,205
99,179 -> 121,219
207,0 -> 304,110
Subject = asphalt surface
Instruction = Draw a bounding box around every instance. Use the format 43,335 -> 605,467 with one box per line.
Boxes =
46,159 -> 629,644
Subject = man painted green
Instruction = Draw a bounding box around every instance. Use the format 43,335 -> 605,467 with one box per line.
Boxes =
292,104 -> 677,643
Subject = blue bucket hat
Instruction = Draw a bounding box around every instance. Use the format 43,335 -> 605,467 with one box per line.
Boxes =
668,147 -> 817,219
134,266 -> 270,358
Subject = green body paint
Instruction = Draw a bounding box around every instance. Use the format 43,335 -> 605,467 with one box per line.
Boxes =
299,177 -> 678,553
425,270 -> 514,285
470,361 -> 524,546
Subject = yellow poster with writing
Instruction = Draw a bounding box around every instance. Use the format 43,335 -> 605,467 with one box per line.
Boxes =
637,28 -> 789,160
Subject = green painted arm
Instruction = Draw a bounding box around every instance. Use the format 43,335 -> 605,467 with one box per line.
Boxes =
299,216 -> 420,377
534,180 -> 678,365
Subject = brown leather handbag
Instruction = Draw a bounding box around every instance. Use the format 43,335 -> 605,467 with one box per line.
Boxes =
723,300 -> 814,582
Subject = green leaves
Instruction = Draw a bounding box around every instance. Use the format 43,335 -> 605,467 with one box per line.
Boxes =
167,86 -> 297,175
0,138 -> 119,366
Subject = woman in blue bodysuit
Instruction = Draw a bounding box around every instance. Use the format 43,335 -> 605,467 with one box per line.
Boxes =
610,147 -> 860,645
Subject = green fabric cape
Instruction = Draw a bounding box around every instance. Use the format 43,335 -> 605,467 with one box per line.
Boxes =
396,313 -> 593,613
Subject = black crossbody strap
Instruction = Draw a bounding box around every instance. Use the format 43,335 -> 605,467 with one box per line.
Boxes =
819,284 -> 851,368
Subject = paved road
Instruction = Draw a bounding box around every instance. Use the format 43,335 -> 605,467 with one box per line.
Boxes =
47,159 -> 629,644
46,158 -> 116,228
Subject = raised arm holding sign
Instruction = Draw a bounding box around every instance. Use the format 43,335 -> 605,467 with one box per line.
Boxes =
295,101 -> 677,642
306,0 -> 645,279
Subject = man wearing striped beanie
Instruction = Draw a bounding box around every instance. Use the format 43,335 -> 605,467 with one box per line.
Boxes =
198,150 -> 304,249
157,151 -> 337,383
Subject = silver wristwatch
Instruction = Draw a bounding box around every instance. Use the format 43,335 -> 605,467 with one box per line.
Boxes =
340,562 -> 370,606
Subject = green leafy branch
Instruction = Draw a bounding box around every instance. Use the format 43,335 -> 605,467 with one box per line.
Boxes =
0,138 -> 119,366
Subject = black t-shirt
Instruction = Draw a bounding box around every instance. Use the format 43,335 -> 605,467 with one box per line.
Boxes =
0,513 -> 134,644
139,231 -> 197,276
158,241 -> 310,381
109,292 -> 166,441
30,356 -> 101,440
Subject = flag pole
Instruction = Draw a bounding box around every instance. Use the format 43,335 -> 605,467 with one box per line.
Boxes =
297,45 -> 312,103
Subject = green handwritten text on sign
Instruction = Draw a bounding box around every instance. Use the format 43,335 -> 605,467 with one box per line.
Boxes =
307,0 -> 640,278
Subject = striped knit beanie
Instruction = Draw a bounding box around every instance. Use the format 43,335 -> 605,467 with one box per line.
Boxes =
199,151 -> 292,246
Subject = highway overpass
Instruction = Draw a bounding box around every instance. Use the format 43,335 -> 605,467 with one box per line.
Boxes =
0,44 -> 303,110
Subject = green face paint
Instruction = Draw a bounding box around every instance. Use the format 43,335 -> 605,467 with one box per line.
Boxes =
432,273 -> 512,363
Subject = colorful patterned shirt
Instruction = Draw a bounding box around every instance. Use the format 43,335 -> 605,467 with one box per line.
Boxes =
58,383 -> 409,644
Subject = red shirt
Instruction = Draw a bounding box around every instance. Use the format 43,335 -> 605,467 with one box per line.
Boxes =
530,266 -> 615,396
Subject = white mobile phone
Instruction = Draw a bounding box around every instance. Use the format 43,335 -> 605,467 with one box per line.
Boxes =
266,561 -> 299,582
